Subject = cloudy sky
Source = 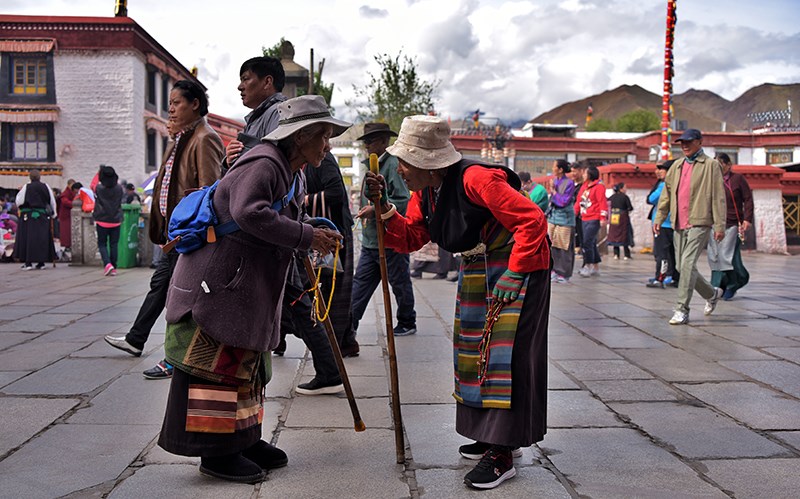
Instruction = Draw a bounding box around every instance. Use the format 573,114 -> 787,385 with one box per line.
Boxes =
4,0 -> 799,124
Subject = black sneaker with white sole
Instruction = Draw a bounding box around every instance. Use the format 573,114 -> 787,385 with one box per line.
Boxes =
459,441 -> 524,460
296,377 -> 344,395
393,325 -> 417,337
464,446 -> 516,489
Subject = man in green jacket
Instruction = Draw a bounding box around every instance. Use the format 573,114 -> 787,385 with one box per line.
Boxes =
654,129 -> 726,325
346,123 -> 416,357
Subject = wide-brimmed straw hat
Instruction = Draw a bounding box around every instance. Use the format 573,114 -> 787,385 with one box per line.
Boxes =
356,122 -> 398,142
385,115 -> 462,170
263,95 -> 351,141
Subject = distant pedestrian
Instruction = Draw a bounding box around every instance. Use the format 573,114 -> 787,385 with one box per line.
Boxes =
518,171 -> 549,212
654,129 -> 726,325
575,165 -> 607,277
569,161 -> 587,259
607,182 -> 634,260
707,153 -> 753,300
13,169 -> 57,270
123,183 -> 142,204
646,160 -> 679,288
58,180 -> 78,255
546,159 -> 576,282
93,165 -> 124,276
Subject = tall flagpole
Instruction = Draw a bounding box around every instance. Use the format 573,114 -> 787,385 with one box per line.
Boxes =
660,0 -> 677,160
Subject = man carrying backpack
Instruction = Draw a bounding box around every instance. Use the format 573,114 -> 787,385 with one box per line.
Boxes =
104,80 -> 223,379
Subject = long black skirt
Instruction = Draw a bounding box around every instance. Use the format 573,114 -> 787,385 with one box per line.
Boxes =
158,368 -> 261,457
455,268 -> 550,447
13,214 -> 55,264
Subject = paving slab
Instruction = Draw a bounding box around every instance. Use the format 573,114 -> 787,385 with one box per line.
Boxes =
548,335 -> 622,360
548,365 -> 581,390
720,360 -> 800,398
548,390 -> 625,428
620,348 -> 743,382
698,326 -> 799,348
0,331 -> 35,350
284,395 -> 392,430
701,458 -> 800,499
402,403 -> 461,466
585,302 -> 662,318
677,382 -> 800,431
67,373 -> 170,425
580,326 -> 667,348
0,423 -> 159,498
397,359 -> 454,404
0,340 -> 84,372
0,305 -> 42,321
769,431 -> 800,451
45,321 -> 131,341
664,334 -> 773,361
556,360 -> 653,381
764,346 -> 800,364
540,428 -> 726,498
0,397 -> 79,456
609,402 -> 789,459
3,358 -> 132,395
583,379 -> 683,402
109,464 -> 254,499
415,466 -> 570,498
261,428 -> 408,498
394,335 -> 454,362
266,357 -> 302,398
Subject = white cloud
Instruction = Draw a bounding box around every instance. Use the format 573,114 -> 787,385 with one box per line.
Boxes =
3,0 -> 798,124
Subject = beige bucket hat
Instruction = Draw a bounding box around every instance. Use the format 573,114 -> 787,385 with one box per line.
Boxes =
263,95 -> 351,141
385,115 -> 462,170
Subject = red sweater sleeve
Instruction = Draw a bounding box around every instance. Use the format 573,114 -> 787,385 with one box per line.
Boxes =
461,167 -> 550,273
383,190 -> 432,252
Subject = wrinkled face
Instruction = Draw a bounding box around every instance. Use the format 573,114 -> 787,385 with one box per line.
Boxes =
168,89 -> 200,130
679,138 -> 702,158
397,158 -> 432,192
238,70 -> 272,110
298,124 -> 333,168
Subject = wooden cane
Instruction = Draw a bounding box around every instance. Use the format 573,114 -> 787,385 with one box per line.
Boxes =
369,153 -> 405,463
301,256 -> 366,432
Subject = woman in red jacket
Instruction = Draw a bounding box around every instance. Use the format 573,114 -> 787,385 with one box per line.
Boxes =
574,165 -> 608,277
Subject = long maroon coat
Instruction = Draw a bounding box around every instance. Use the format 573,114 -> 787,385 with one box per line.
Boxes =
58,188 -> 75,248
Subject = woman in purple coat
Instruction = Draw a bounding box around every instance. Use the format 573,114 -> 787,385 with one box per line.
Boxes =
158,96 -> 348,484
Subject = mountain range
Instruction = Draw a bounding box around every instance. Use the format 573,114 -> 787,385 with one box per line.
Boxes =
530,83 -> 800,132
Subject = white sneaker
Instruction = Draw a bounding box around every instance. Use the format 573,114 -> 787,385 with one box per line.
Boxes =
704,287 -> 723,316
578,267 -> 592,278
669,311 -> 689,325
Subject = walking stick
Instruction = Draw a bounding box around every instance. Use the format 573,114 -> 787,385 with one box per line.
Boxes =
368,153 -> 405,463
301,256 -> 366,432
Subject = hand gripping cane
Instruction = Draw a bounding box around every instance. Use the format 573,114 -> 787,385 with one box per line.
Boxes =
369,153 -> 405,463
302,220 -> 365,432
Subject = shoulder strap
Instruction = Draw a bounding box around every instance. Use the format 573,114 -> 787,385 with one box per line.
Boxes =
270,173 -> 299,212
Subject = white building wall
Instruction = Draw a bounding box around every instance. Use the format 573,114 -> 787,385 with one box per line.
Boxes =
752,189 -> 788,253
53,50 -> 146,187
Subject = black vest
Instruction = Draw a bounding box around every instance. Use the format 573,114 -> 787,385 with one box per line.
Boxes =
421,160 -> 520,253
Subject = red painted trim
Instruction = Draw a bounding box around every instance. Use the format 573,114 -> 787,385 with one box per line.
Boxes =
781,172 -> 800,196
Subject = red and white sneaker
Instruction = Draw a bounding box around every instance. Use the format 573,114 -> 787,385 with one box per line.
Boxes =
104,263 -> 115,276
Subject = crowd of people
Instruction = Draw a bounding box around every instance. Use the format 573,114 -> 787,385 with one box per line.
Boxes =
1,50 -> 757,490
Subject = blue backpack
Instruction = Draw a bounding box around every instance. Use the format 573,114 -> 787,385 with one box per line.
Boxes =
165,174 -> 298,254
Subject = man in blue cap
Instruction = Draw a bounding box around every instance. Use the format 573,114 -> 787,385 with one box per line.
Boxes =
654,129 -> 726,325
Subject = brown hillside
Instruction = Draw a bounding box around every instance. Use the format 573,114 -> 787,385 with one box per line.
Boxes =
531,83 -> 800,132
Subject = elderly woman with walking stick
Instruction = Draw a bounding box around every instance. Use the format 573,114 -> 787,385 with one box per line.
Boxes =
158,95 -> 347,484
365,115 -> 551,490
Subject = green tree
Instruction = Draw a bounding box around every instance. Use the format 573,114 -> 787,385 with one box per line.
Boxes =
615,109 -> 661,132
262,39 -> 335,107
586,117 -> 613,132
347,51 -> 438,132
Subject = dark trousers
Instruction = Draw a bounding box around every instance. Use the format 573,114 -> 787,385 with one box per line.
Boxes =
653,227 -> 679,282
96,225 -> 120,268
581,219 -> 602,265
350,247 -> 416,336
126,251 -> 179,350
281,259 -> 341,383
612,245 -> 631,258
